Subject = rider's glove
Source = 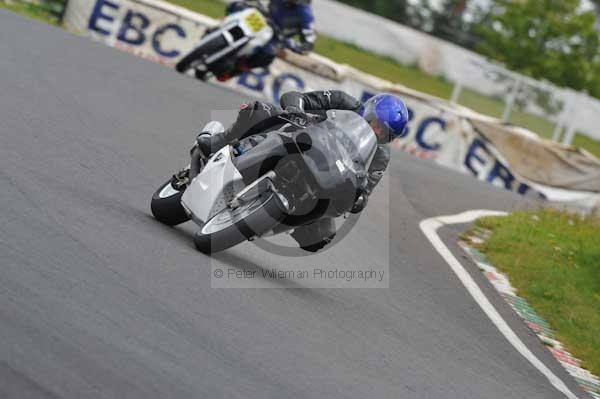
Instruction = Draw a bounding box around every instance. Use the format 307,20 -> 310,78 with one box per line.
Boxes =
297,42 -> 312,55
285,39 -> 311,55
283,105 -> 308,126
284,105 -> 305,116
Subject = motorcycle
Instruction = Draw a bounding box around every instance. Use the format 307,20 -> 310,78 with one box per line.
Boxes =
175,1 -> 279,81
150,110 -> 378,254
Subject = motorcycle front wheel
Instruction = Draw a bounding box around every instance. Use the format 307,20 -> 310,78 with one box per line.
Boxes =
151,178 -> 191,226
175,35 -> 229,74
194,192 -> 286,254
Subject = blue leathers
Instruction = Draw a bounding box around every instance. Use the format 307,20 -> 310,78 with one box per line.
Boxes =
225,0 -> 316,70
269,0 -> 316,54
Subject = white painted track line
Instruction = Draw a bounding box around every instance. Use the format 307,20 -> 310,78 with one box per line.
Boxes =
420,210 -> 580,399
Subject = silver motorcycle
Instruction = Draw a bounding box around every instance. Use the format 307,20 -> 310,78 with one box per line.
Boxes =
151,110 -> 377,254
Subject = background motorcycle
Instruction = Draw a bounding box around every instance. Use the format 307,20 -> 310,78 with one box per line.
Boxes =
175,1 -> 280,81
150,110 -> 377,254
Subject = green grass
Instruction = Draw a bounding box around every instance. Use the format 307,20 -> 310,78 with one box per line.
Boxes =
167,0 -> 224,18
573,133 -> 600,159
315,36 -> 455,98
473,210 -> 600,378
0,0 -> 59,24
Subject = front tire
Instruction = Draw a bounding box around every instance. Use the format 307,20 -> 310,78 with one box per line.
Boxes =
175,35 -> 229,73
151,179 -> 191,226
194,192 -> 286,254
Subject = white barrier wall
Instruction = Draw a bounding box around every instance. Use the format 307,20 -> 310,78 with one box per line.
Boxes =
62,0 -> 600,209
313,0 -> 484,83
63,0 -> 217,65
312,0 -> 600,142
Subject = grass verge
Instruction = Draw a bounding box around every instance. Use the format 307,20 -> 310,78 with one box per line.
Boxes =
0,0 -> 61,24
167,0 -> 223,18
573,133 -> 600,159
472,209 -> 600,377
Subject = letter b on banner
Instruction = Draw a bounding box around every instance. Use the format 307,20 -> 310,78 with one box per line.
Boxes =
117,10 -> 150,45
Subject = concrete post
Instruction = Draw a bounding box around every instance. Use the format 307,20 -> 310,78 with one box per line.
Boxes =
502,76 -> 522,123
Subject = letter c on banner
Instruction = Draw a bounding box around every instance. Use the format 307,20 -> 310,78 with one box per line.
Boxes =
152,24 -> 186,58
415,117 -> 446,151
117,10 -> 150,46
272,73 -> 304,103
237,69 -> 269,92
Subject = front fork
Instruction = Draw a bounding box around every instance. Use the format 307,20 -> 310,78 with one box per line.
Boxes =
171,168 -> 190,191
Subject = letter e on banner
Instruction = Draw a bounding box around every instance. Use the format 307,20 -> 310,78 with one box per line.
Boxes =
88,0 -> 119,36
464,137 -> 489,177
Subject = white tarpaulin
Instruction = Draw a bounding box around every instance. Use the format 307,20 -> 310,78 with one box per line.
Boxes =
63,0 -> 600,210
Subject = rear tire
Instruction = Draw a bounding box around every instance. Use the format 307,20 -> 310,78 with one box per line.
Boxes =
194,192 -> 286,254
151,179 -> 191,226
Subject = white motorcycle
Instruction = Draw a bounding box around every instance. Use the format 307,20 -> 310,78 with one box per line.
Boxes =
150,111 -> 377,254
175,1 -> 278,81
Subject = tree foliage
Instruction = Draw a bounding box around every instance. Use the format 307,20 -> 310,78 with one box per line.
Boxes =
475,0 -> 600,96
336,0 -> 600,98
429,0 -> 477,48
335,0 -> 448,39
334,0 -> 480,48
336,0 -> 411,25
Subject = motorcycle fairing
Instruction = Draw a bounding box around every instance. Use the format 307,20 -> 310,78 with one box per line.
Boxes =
204,8 -> 274,65
181,146 -> 246,224
290,111 -> 377,216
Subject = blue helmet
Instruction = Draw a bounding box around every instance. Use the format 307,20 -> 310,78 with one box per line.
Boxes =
361,94 -> 409,141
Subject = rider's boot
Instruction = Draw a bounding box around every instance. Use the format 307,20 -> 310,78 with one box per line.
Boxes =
291,218 -> 337,253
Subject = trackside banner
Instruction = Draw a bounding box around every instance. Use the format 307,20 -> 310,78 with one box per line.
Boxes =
63,0 -> 215,65
63,0 -> 600,209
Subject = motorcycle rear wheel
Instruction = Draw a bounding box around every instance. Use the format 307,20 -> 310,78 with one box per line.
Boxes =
194,192 -> 286,254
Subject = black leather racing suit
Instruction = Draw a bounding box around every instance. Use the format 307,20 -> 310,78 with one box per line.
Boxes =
198,90 -> 391,252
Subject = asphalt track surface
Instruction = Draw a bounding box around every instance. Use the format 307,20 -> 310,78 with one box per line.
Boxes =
0,12 -> 589,399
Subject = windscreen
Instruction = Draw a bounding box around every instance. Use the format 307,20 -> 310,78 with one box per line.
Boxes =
325,110 -> 377,172
290,110 -> 378,197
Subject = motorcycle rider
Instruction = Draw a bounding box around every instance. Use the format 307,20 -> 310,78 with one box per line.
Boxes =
223,0 -> 316,75
195,91 -> 409,252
